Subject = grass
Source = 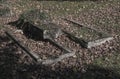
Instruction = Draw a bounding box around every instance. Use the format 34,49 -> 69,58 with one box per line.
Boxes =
0,0 -> 120,78
0,7 -> 10,17
36,0 -> 119,76
93,51 -> 120,74
12,0 -> 120,65
0,0 -> 7,3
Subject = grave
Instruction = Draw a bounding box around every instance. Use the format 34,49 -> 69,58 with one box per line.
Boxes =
6,9 -> 113,64
7,9 -> 75,64
63,19 -> 113,48
15,9 -> 63,40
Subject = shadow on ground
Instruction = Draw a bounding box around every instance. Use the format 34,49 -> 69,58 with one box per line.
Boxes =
0,35 -> 120,79
36,0 -> 100,2
17,64 -> 120,79
8,19 -> 45,41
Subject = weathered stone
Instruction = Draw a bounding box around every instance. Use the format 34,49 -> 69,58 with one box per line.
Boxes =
20,9 -> 51,25
38,51 -> 75,65
5,31 -> 40,62
63,19 -> 113,48
14,9 -> 63,40
87,37 -> 113,48
14,18 -> 63,40
42,23 -> 63,40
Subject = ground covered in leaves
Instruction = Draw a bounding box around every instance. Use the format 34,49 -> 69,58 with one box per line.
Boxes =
0,0 -> 120,79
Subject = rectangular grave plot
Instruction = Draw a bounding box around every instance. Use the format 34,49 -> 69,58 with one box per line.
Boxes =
9,29 -> 63,59
5,26 -> 75,65
63,19 -> 113,48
